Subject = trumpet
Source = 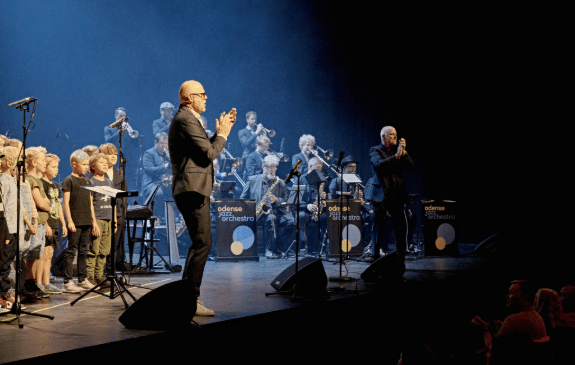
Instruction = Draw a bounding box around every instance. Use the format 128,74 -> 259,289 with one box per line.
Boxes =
258,124 -> 276,138
123,121 -> 139,138
267,149 -> 289,163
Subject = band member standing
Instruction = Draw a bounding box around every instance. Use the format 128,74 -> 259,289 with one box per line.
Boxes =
297,157 -> 330,257
329,155 -> 375,255
152,102 -> 176,136
238,111 -> 265,158
365,126 -> 414,276
245,135 -> 271,179
169,80 -> 236,316
240,155 -> 295,259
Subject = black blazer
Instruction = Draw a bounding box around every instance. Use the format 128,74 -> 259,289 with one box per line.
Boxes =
245,150 -> 265,178
238,126 -> 258,158
168,105 -> 226,198
365,143 -> 414,204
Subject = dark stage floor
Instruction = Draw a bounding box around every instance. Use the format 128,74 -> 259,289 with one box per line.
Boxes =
1,242 -> 568,365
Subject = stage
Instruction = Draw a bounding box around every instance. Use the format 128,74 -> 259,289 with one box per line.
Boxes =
0,245 -> 540,364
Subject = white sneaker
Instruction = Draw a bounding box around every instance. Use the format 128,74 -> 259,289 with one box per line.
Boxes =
195,300 -> 215,316
78,279 -> 95,290
62,281 -> 83,293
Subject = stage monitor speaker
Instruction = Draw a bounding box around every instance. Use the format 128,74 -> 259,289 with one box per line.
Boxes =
270,257 -> 327,291
119,279 -> 196,331
360,251 -> 402,283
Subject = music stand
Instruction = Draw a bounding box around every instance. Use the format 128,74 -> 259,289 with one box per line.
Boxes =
329,168 -> 355,282
70,186 -> 138,309
215,181 -> 236,199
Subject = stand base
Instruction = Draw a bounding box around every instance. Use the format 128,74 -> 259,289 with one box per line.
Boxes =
329,276 -> 355,282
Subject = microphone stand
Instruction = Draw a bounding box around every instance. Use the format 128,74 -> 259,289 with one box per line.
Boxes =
329,157 -> 353,282
1,100 -> 54,327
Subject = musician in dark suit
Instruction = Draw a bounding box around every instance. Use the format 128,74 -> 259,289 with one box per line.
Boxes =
244,134 -> 270,179
141,132 -> 172,223
168,80 -> 236,316
329,155 -> 375,256
240,155 -> 294,259
152,102 -> 175,136
237,111 -> 265,158
297,157 -> 330,256
365,126 -> 414,275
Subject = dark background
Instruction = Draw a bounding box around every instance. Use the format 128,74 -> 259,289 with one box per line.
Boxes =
0,1 -> 566,247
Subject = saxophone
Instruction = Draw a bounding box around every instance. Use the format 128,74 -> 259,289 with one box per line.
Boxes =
311,182 -> 327,221
256,177 -> 280,220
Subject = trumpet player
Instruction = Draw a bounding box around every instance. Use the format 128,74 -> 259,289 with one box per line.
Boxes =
240,155 -> 294,259
141,132 -> 173,228
152,102 -> 176,136
103,107 -> 141,190
238,111 -> 266,158
245,135 -> 271,179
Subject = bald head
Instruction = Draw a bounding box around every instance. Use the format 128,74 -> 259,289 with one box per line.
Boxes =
179,80 -> 207,113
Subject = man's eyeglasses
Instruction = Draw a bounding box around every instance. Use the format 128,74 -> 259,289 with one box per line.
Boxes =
192,93 -> 206,99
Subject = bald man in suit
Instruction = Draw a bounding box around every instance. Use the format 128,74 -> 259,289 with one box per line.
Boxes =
169,80 -> 236,315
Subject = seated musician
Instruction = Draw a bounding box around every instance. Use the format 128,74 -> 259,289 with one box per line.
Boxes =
240,155 -> 294,259
141,132 -> 172,225
292,134 -> 315,176
329,155 -> 375,255
298,157 -> 330,257
245,135 -> 271,179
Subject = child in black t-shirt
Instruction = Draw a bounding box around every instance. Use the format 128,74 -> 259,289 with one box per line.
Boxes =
61,150 -> 99,293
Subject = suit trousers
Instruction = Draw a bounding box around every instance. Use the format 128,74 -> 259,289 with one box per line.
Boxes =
175,192 -> 211,299
373,200 -> 408,274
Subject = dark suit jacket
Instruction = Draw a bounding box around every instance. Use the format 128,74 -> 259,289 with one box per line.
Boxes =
168,105 -> 226,198
245,150 -> 265,178
152,118 -> 171,137
141,146 -> 170,195
240,174 -> 290,215
238,126 -> 258,158
365,143 -> 414,204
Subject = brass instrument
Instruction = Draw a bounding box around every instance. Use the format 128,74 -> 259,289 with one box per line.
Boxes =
221,148 -> 246,188
267,149 -> 289,163
311,182 -> 327,221
258,124 -> 276,137
256,177 -> 280,220
353,184 -> 364,205
314,146 -> 333,161
123,121 -> 139,138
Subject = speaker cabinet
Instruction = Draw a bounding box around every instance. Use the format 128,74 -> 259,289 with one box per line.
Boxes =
270,257 -> 327,291
119,279 -> 196,330
360,251 -> 402,283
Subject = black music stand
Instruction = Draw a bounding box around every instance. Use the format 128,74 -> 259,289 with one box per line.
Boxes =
281,184 -> 305,258
70,187 -> 138,309
1,99 -> 54,327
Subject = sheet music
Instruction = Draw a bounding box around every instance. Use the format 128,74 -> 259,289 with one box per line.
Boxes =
342,173 -> 362,184
81,185 -> 125,197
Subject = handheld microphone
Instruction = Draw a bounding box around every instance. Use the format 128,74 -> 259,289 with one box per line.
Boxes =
8,97 -> 36,107
109,117 -> 129,129
285,159 -> 302,183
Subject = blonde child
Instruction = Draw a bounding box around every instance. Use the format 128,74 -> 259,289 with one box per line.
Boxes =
61,150 -> 99,293
40,153 -> 66,294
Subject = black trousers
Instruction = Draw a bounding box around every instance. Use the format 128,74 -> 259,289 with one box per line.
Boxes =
64,225 -> 91,283
373,200 -> 408,274
0,234 -> 23,296
175,192 -> 211,299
